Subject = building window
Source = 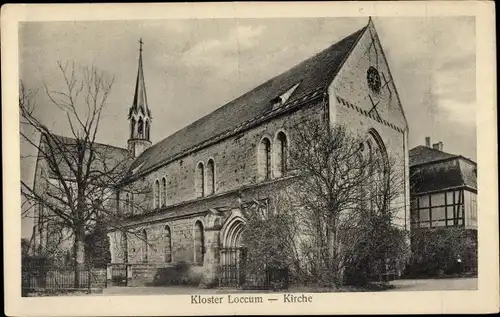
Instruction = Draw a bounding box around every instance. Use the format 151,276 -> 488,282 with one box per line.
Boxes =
194,221 -> 204,265
258,137 -> 272,181
138,118 -> 144,139
164,226 -> 172,263
130,119 -> 136,139
161,177 -> 167,207
410,190 -> 465,228
154,179 -> 160,209
125,193 -> 130,213
141,230 -> 148,263
145,120 -> 150,140
206,159 -> 215,195
196,163 -> 205,198
275,132 -> 287,178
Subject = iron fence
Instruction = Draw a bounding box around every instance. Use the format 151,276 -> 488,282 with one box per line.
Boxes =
22,264 -> 93,294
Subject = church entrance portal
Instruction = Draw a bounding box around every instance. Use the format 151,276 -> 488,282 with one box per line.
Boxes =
218,214 -> 247,287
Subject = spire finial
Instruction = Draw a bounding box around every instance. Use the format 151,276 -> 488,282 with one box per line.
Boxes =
139,38 -> 144,53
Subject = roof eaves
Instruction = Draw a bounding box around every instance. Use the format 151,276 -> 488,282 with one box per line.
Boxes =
123,89 -> 326,183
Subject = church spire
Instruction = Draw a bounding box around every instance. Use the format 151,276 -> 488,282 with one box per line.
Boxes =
127,38 -> 152,158
131,38 -> 150,117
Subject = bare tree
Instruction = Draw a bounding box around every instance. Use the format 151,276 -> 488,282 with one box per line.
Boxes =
242,118 -> 409,288
20,61 -> 150,286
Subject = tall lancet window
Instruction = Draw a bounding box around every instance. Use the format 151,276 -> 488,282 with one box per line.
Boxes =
194,221 -> 204,265
145,120 -> 150,140
138,118 -> 144,139
275,132 -> 287,178
206,159 -> 215,195
196,163 -> 205,198
130,119 -> 136,139
258,137 -> 272,181
154,179 -> 160,209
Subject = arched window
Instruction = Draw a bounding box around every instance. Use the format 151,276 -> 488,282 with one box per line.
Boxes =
365,130 -> 389,213
145,120 -> 150,140
130,119 -> 136,139
161,177 -> 167,207
194,221 -> 204,265
138,118 -> 144,139
164,226 -> 172,263
258,137 -> 272,181
141,229 -> 148,263
206,159 -> 215,195
196,163 -> 205,198
154,179 -> 160,208
275,132 -> 287,178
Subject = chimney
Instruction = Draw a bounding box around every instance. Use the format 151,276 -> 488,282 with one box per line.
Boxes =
432,141 -> 444,151
425,137 -> 431,147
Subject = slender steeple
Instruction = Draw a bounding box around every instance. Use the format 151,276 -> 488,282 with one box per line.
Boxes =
127,38 -> 152,158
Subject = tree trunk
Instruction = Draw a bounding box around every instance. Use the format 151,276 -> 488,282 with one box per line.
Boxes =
74,226 -> 86,288
326,216 -> 339,287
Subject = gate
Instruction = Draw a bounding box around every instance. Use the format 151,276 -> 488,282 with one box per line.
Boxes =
218,247 -> 247,287
108,263 -> 128,286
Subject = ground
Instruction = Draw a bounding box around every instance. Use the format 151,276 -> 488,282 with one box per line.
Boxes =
99,278 -> 477,295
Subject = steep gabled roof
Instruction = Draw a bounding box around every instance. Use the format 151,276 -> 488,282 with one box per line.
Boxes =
128,25 -> 367,176
409,145 -> 458,167
39,133 -> 132,181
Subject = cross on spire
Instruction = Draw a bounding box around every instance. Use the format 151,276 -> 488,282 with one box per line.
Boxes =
139,38 -> 144,52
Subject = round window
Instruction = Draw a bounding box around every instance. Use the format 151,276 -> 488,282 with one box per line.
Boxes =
367,66 -> 381,93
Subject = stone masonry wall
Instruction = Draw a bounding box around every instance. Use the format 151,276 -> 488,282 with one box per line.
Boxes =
328,21 -> 410,230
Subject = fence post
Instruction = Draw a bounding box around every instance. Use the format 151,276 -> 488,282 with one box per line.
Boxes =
87,265 -> 91,294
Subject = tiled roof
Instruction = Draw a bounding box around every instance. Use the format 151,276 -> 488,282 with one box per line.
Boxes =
40,133 -> 133,181
409,145 -> 458,166
409,146 -> 477,193
128,26 -> 367,176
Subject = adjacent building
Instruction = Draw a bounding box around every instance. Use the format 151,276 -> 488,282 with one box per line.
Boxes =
409,137 -> 477,230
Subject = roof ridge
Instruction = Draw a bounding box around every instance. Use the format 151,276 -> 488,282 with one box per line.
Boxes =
43,132 -> 129,153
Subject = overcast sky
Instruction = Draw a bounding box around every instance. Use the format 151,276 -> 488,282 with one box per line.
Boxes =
19,17 -> 476,237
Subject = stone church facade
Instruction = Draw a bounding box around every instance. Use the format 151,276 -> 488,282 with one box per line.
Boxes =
107,19 -> 410,287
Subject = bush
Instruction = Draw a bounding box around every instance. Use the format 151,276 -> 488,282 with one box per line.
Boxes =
151,261 -> 202,286
405,228 -> 477,278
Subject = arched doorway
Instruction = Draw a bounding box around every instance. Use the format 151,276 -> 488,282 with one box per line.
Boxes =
219,213 -> 246,287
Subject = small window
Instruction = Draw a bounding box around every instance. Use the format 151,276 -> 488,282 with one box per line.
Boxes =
138,118 -> 144,139
130,119 -> 136,139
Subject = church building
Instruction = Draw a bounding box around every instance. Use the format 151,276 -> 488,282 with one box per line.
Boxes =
105,18 -> 410,287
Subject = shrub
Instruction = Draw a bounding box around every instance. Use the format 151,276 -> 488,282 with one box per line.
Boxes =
405,228 -> 477,278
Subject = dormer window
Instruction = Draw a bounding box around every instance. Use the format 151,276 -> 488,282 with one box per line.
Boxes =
271,83 -> 300,110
